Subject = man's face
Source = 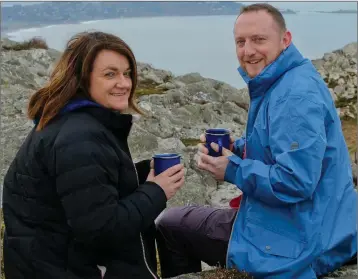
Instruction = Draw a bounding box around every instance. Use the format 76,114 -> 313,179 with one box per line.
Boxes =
234,10 -> 291,78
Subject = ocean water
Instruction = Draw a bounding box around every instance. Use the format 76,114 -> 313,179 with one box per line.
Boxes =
6,13 -> 357,89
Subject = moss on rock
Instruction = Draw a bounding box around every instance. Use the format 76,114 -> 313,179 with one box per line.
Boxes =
181,138 -> 202,147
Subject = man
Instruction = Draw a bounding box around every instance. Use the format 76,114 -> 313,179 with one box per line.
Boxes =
156,3 -> 357,279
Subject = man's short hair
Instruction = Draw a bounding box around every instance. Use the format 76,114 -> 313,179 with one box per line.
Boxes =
238,3 -> 287,32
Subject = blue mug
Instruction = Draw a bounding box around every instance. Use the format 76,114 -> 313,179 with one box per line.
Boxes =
153,153 -> 181,175
205,128 -> 230,157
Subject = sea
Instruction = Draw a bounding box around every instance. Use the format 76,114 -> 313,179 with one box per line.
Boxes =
5,12 -> 357,89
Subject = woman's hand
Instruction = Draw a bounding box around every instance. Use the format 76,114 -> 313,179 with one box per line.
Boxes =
146,162 -> 185,200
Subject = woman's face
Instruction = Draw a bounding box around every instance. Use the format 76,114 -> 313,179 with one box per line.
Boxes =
89,49 -> 132,112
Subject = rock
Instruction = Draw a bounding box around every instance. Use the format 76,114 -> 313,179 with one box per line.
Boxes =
342,42 -> 357,58
176,73 -> 205,84
312,42 -> 357,120
137,62 -> 173,85
210,183 -> 242,208
322,264 -> 358,279
167,265 -> 358,279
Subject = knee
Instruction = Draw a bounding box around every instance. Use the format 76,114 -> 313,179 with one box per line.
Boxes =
155,207 -> 183,232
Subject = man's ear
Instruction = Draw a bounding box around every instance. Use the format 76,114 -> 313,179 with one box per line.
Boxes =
283,30 -> 292,49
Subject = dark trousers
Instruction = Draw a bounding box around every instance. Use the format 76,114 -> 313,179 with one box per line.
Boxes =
155,205 -> 237,278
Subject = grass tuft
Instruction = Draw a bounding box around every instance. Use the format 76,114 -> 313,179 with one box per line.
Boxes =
136,87 -> 167,96
201,267 -> 254,279
181,138 -> 202,147
2,37 -> 48,51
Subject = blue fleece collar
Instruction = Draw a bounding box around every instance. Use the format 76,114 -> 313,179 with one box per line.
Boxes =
33,99 -> 102,126
237,43 -> 307,97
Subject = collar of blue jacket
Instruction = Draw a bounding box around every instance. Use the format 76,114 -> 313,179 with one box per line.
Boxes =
237,43 -> 309,98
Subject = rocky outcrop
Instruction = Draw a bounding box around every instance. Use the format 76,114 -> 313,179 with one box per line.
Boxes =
0,40 -> 357,278
312,42 -> 357,120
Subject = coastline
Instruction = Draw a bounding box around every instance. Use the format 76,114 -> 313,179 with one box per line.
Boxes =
0,9 -> 301,37
2,10 -> 354,39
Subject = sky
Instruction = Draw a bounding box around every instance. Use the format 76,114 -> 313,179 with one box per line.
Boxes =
2,1 -> 357,12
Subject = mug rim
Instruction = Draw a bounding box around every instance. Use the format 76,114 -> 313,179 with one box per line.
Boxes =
206,128 -> 230,136
153,153 -> 181,159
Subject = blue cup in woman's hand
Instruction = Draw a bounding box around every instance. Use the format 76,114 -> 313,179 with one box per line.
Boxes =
205,128 -> 230,157
153,153 -> 181,175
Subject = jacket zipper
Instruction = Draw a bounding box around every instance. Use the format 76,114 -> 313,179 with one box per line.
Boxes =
225,198 -> 242,267
132,162 -> 158,279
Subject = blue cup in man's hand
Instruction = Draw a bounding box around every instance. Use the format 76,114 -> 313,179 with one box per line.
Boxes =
205,128 -> 230,157
153,153 -> 181,175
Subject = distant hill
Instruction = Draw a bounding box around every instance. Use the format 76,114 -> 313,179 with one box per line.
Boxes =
1,1 -> 296,33
316,9 -> 357,14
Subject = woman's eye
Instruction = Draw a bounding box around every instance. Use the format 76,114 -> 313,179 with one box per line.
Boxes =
105,72 -> 115,78
124,71 -> 131,77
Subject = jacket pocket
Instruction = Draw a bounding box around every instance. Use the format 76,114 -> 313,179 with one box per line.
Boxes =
242,220 -> 306,259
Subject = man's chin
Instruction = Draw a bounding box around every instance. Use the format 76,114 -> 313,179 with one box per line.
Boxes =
247,67 -> 264,78
247,71 -> 259,78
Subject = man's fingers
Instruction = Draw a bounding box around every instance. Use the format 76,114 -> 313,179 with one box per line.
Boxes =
230,135 -> 235,143
210,142 -> 220,152
150,159 -> 154,169
197,156 -> 216,173
198,143 -> 209,154
200,153 -> 216,165
199,134 -> 206,143
210,143 -> 233,157
222,147 -> 234,157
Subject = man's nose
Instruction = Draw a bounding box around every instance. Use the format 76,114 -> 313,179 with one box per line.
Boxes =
244,42 -> 256,56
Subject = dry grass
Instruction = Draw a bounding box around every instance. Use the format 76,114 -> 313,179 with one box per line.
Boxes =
136,87 -> 167,96
2,37 -> 48,51
135,79 -> 168,97
341,118 -> 357,157
201,268 -> 254,279
181,138 -> 202,147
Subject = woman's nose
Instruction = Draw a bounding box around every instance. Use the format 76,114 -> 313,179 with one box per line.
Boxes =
115,74 -> 131,88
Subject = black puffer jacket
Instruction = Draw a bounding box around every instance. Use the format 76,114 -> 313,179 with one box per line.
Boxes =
2,100 -> 167,279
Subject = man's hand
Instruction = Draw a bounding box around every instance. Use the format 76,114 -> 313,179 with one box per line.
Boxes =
196,142 -> 234,181
198,134 -> 235,155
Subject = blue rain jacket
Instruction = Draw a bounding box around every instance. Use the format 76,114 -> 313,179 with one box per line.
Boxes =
225,43 -> 357,278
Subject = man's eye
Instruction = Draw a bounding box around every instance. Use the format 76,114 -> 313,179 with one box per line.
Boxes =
236,40 -> 245,46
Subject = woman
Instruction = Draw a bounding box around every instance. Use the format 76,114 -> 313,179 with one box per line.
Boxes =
2,31 -> 185,279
